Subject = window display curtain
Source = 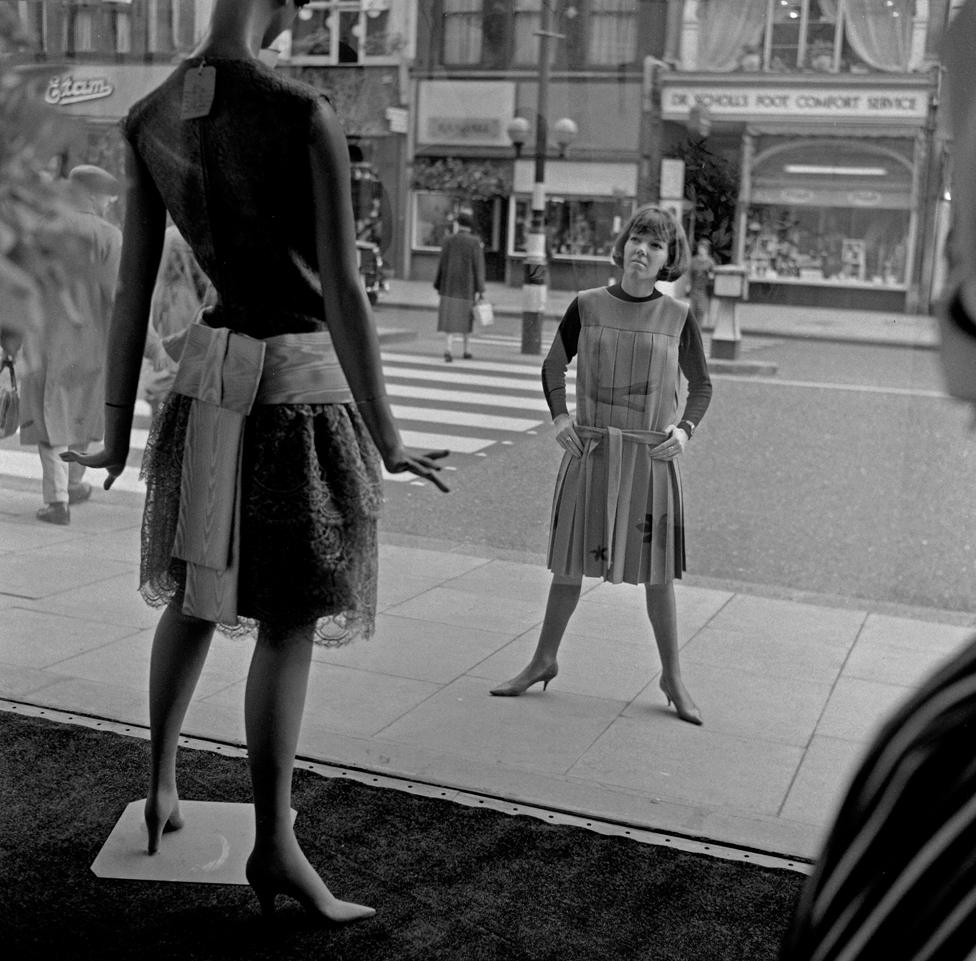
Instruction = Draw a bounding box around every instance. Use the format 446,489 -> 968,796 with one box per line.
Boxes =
697,0 -> 767,71
443,0 -> 483,65
842,0 -> 913,70
588,0 -> 638,66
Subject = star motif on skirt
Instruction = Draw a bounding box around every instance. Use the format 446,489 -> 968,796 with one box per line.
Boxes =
590,545 -> 608,561
636,514 -> 654,543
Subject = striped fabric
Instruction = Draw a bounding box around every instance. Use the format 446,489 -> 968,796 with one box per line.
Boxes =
780,635 -> 976,961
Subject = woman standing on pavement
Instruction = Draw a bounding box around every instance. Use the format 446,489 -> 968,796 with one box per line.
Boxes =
490,205 -> 712,725
434,209 -> 486,362
65,0 -> 448,925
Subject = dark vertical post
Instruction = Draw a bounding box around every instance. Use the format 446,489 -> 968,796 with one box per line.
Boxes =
521,1 -> 553,355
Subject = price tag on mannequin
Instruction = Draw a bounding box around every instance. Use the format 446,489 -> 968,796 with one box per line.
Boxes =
181,64 -> 216,120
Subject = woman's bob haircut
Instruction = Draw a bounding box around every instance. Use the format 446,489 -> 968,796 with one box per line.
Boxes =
610,205 -> 691,282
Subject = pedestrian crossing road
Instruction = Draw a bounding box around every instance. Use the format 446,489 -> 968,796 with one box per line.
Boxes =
0,352 -> 575,494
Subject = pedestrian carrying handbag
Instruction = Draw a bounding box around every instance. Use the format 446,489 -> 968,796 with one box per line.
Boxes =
472,299 -> 494,327
0,358 -> 19,439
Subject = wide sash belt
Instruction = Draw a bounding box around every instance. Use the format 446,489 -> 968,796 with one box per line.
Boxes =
170,325 -> 353,623
575,424 -> 669,580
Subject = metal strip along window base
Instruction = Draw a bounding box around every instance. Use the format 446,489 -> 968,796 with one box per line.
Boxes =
3,699 -> 812,875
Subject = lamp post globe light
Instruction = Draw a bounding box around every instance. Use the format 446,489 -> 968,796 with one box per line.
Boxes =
506,2 -> 577,355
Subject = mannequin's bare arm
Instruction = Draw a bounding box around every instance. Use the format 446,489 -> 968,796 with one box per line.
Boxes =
308,100 -> 449,490
64,143 -> 166,485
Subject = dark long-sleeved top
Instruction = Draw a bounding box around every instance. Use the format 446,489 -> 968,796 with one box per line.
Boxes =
541,285 -> 712,427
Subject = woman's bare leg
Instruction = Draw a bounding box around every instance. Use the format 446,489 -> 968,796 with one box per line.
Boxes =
645,582 -> 701,725
244,621 -> 374,922
490,573 -> 581,695
146,604 -> 215,853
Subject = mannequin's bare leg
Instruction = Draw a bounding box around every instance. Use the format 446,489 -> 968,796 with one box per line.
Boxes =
244,621 -> 374,923
145,605 -> 215,853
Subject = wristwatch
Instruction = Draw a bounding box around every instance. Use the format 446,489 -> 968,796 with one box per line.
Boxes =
677,419 -> 695,438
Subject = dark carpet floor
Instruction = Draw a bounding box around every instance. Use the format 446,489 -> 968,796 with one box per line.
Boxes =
0,710 -> 805,961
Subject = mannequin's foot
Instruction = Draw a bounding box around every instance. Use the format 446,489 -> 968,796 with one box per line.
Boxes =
245,845 -> 375,924
144,791 -> 185,854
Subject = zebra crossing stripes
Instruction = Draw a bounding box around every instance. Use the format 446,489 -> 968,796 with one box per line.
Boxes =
0,355 -> 568,491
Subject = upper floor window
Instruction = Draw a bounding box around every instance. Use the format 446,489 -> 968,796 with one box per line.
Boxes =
281,0 -> 400,64
443,0 -> 483,65
65,1 -> 131,56
440,0 -> 637,70
588,0 -> 637,66
16,0 -> 193,59
696,0 -> 915,73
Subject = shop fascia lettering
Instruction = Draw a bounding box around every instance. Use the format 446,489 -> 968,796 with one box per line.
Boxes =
663,86 -> 926,121
45,74 -> 114,107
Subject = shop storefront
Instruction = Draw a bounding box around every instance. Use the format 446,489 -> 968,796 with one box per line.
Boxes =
509,160 -> 635,291
659,75 -> 934,311
411,77 -> 641,290
33,63 -> 176,179
410,80 -> 516,283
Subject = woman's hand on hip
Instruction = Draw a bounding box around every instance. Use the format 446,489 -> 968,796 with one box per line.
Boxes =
650,425 -> 688,461
553,413 -> 583,457
384,446 -> 452,492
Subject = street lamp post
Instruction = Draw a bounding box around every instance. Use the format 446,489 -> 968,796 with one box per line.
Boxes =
505,2 -> 577,355
522,1 -> 555,355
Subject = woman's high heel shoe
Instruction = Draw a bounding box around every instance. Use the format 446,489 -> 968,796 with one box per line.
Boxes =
245,856 -> 375,925
144,795 -> 185,855
659,679 -> 703,726
490,662 -> 558,697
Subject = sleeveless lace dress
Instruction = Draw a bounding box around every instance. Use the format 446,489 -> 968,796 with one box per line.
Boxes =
123,58 -> 381,644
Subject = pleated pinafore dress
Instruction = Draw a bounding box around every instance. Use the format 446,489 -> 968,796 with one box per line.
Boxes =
547,287 -> 687,585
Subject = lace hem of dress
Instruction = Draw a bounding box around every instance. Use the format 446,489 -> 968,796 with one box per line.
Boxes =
138,391 -> 381,647
138,582 -> 375,646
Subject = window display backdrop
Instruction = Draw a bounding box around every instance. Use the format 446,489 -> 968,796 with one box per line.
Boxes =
510,196 -> 634,260
745,204 -> 910,286
744,137 -> 914,288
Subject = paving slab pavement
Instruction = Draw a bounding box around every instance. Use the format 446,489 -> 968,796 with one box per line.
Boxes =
2,480 -> 973,861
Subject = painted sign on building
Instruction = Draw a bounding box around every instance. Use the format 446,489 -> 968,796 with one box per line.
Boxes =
661,84 -> 929,124
417,81 -> 515,147
39,65 -> 174,118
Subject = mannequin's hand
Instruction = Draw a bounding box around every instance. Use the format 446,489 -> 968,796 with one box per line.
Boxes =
60,447 -> 127,490
384,447 -> 451,492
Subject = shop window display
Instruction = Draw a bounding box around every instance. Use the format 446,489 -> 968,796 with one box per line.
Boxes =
414,192 -> 457,250
413,192 -> 501,259
745,205 -> 910,286
511,197 -> 633,259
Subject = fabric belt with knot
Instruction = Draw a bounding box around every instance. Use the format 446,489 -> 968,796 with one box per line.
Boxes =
170,324 -> 354,624
574,423 -> 671,581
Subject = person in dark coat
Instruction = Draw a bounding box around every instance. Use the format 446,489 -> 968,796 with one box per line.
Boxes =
434,209 -> 486,362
